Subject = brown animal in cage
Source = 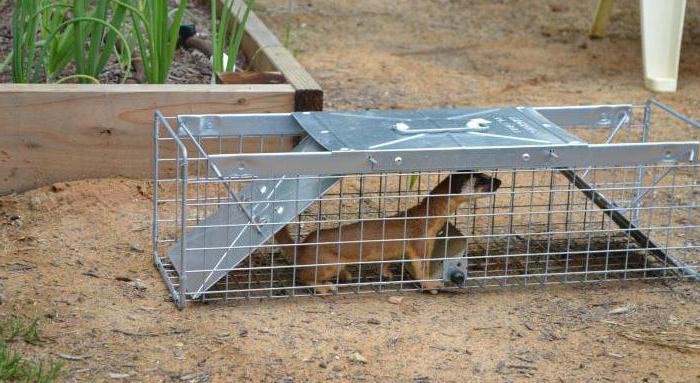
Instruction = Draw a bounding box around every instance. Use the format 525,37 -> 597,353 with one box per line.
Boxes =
274,171 -> 502,294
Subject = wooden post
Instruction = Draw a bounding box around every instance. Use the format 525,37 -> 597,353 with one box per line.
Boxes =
590,0 -> 615,39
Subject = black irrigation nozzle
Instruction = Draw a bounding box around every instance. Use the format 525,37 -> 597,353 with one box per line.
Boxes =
178,24 -> 197,45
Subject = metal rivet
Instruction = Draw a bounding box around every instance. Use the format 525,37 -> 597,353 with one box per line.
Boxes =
276,206 -> 284,214
320,130 -> 329,134
237,162 -> 246,171
522,153 -> 530,161
259,185 -> 267,194
394,156 -> 403,165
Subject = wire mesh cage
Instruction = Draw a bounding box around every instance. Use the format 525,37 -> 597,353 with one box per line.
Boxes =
153,100 -> 699,307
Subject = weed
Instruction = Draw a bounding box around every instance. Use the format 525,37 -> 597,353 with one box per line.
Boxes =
0,317 -> 62,382
0,316 -> 42,344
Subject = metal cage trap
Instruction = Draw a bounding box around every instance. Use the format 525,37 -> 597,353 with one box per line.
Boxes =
153,100 -> 699,308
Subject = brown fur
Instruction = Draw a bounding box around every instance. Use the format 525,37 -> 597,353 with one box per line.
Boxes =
275,172 -> 501,293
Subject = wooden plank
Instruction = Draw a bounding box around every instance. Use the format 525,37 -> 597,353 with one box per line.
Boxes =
216,71 -> 285,84
0,84 -> 296,194
222,0 -> 323,111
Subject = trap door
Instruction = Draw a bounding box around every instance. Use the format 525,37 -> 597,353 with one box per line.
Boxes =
292,107 -> 583,151
167,136 -> 338,299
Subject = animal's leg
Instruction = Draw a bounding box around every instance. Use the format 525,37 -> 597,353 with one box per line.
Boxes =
338,269 -> 353,283
314,282 -> 337,294
381,264 -> 394,281
404,244 -> 443,294
296,250 -> 341,293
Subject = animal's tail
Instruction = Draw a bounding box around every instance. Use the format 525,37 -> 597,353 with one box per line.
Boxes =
274,226 -> 296,262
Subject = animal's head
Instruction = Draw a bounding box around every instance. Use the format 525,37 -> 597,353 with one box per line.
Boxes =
433,170 -> 501,209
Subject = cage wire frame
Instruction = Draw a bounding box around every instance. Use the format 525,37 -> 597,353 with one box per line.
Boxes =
153,100 -> 700,308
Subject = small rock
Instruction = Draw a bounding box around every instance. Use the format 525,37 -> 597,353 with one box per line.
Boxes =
56,353 -> 90,361
367,318 -> 381,325
319,361 -> 327,369
608,305 -> 634,315
115,276 -> 133,282
109,373 -> 130,379
349,351 -> 368,364
387,296 -> 403,305
128,279 -> 147,291
495,360 -> 506,373
129,242 -> 145,253
239,328 -> 248,337
332,365 -> 344,372
388,335 -> 400,348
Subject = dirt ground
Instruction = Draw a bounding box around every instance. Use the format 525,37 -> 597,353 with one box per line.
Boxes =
2,0 -> 700,382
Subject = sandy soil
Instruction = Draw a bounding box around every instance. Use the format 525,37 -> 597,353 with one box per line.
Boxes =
2,0 -> 700,382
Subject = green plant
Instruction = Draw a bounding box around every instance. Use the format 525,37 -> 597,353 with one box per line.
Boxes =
11,0 -> 40,83
11,0 -> 133,83
40,0 -> 132,83
0,343 -> 63,382
409,174 -> 419,190
39,0 -> 74,79
0,317 -> 62,382
211,0 -> 255,74
129,0 -> 188,83
0,316 -> 41,344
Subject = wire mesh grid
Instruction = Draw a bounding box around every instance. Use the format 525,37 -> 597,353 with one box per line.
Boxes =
153,104 -> 699,306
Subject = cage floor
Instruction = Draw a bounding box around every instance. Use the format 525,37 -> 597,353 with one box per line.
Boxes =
169,234 -> 675,302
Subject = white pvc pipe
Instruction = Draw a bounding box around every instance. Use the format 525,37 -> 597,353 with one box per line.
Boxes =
640,0 -> 687,92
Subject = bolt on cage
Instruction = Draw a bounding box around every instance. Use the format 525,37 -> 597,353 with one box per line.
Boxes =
153,100 -> 699,308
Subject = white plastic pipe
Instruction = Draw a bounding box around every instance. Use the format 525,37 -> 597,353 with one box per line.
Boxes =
640,0 -> 687,92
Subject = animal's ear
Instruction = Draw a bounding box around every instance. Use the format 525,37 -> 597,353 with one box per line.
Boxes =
474,174 -> 502,193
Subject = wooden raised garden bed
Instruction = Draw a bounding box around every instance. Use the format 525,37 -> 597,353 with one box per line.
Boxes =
0,0 -> 322,195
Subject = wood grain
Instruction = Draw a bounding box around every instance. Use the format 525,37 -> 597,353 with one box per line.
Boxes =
217,71 -> 285,84
0,84 -> 295,194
